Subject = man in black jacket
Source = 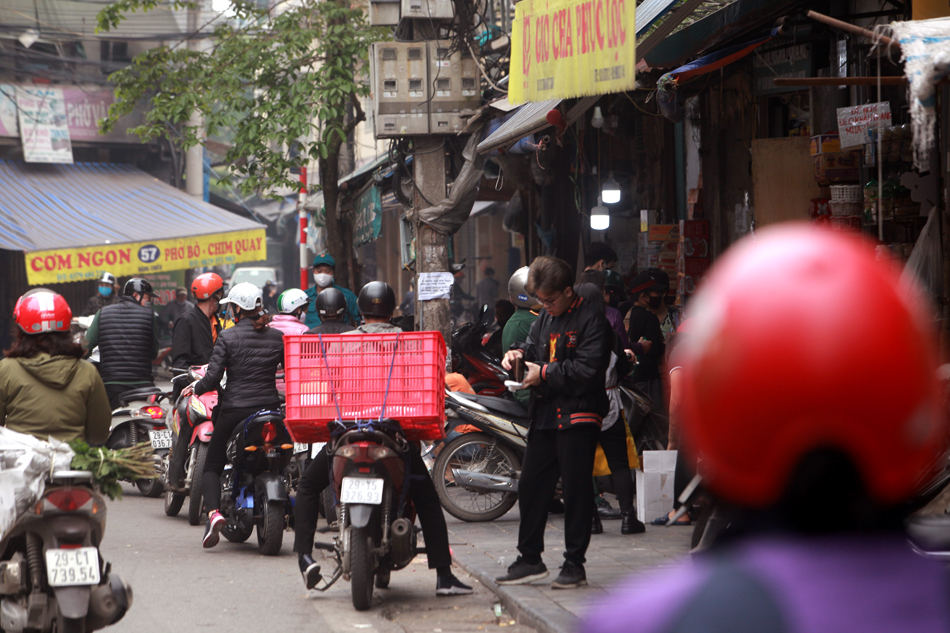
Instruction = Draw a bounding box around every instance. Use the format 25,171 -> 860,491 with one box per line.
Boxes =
495,256 -> 612,590
625,271 -> 666,409
84,278 -> 159,408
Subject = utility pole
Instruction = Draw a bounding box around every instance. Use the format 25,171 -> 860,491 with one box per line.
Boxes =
413,137 -> 451,363
185,5 -> 205,199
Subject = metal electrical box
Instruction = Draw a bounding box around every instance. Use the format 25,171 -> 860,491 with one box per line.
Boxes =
370,42 -> 430,137
369,0 -> 400,25
428,41 -> 481,135
401,0 -> 454,20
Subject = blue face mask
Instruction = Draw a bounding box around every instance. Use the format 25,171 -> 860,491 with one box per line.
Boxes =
98,286 -> 112,297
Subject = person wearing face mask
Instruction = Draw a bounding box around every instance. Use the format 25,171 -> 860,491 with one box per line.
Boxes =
83,277 -> 160,409
624,271 -> 667,413
269,288 -> 310,336
304,253 -> 360,328
81,272 -> 120,316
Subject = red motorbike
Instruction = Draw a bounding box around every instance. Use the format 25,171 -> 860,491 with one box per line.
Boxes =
451,322 -> 508,397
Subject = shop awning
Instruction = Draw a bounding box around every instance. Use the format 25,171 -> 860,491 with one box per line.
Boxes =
476,96 -> 599,155
0,160 -> 267,285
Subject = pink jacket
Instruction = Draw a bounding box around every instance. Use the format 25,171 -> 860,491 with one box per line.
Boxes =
268,315 -> 309,336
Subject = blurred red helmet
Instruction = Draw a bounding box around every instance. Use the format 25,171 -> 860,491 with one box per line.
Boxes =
191,273 -> 223,300
14,291 -> 72,334
679,226 -> 944,508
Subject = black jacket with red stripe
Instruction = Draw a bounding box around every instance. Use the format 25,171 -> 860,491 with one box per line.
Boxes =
514,295 -> 612,431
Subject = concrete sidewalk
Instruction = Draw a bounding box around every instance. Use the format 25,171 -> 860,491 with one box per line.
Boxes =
446,507 -> 693,633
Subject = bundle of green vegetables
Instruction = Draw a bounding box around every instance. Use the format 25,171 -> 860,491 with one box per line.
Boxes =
68,440 -> 159,500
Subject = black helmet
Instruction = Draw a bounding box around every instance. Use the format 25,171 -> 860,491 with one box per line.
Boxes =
316,287 -> 347,320
603,269 -> 624,292
124,277 -> 153,297
358,281 -> 396,318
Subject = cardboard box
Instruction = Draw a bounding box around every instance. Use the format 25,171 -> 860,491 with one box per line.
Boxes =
647,224 -> 679,242
810,133 -> 841,156
814,151 -> 861,184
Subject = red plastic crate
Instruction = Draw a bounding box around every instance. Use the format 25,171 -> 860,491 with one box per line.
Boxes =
283,332 -> 446,442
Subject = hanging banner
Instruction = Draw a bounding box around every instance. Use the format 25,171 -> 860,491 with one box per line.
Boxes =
16,86 -> 73,164
24,229 -> 267,285
0,85 -> 17,137
509,0 -> 635,104
353,183 -> 382,247
837,102 -> 892,148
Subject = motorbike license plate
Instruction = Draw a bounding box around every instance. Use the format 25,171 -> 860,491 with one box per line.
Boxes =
45,547 -> 100,587
340,478 -> 384,505
293,443 -> 309,454
149,430 -> 173,449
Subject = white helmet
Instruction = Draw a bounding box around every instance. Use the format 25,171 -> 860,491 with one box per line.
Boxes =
220,282 -> 263,311
508,266 -> 541,309
277,288 -> 308,314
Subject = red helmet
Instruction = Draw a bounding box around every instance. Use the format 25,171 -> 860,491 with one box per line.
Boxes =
679,226 -> 945,508
14,291 -> 72,334
191,273 -> 223,300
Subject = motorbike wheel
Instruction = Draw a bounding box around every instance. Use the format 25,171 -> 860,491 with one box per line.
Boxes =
433,432 -> 520,522
320,488 -> 336,525
188,444 -> 209,526
223,520 -> 254,543
350,526 -> 375,611
136,478 -> 164,498
257,500 -> 285,556
164,489 -> 185,517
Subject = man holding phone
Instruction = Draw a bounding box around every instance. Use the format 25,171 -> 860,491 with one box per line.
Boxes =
496,256 -> 612,590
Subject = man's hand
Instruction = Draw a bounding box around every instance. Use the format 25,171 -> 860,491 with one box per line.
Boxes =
502,349 -> 524,371
181,386 -> 194,398
523,362 -> 542,388
638,337 -> 652,353
624,349 -> 636,362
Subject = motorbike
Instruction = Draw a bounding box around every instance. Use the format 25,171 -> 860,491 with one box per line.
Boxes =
106,387 -> 172,498
162,367 -> 219,525
309,419 -> 421,612
450,321 -> 508,397
0,470 -> 132,633
216,409 -> 295,556
434,382 -> 669,522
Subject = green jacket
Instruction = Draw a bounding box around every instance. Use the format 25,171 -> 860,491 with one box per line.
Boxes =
0,354 -> 111,445
501,308 -> 538,407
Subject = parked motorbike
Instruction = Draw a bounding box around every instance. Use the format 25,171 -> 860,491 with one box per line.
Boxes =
106,387 -> 172,498
0,470 -> 132,633
162,367 -> 218,525
217,410 -> 295,556
450,321 -> 508,397
310,419 -> 421,611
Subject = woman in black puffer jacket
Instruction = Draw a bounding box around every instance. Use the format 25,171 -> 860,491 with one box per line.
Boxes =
193,282 -> 285,549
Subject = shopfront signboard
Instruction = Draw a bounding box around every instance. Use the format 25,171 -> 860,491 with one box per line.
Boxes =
352,183 -> 382,247
509,0 -> 636,104
837,102 -> 892,148
25,229 -> 267,285
16,86 -> 73,164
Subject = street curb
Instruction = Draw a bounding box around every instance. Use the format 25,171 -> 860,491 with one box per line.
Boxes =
452,547 -> 577,633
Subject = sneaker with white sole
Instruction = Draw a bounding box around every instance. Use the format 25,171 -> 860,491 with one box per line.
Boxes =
495,557 -> 549,585
202,510 -> 225,549
551,561 -> 587,589
436,574 -> 473,596
299,554 -> 322,590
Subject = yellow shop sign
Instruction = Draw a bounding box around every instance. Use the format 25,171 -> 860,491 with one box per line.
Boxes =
509,0 -> 636,104
25,229 -> 267,285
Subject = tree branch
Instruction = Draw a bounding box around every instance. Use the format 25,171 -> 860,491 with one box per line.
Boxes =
342,92 -> 366,138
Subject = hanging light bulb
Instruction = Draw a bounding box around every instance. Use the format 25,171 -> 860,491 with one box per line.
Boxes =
602,175 -> 621,204
591,106 -> 605,129
591,197 -> 609,230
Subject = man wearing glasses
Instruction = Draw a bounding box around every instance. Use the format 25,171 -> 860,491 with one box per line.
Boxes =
496,256 -> 613,589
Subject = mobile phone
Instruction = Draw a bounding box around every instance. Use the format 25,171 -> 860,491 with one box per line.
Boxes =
512,356 -> 524,383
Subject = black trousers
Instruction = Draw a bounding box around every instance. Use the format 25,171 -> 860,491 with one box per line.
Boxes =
200,405 -> 278,513
517,424 -> 599,566
599,419 -> 635,514
293,443 -> 452,570
167,414 -> 193,489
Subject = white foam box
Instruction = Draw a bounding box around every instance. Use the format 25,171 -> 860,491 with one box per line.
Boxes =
635,470 -> 675,523
643,450 -> 677,472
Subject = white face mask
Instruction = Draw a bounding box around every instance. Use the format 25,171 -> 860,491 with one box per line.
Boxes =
314,272 -> 333,288
297,313 -> 307,324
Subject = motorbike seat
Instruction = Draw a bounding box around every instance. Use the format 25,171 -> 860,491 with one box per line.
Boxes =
456,392 -> 528,419
117,386 -> 165,406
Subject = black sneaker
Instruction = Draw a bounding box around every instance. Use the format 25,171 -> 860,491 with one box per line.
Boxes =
596,496 -> 622,519
551,561 -> 587,589
495,557 -> 549,585
299,554 -> 322,590
436,574 -> 474,596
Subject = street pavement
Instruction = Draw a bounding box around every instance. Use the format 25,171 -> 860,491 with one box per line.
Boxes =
101,484 -> 535,633
445,507 -> 693,633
